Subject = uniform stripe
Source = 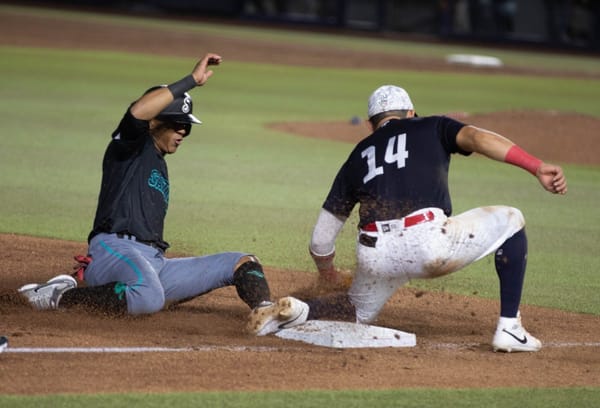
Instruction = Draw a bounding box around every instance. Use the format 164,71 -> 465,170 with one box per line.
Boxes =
99,240 -> 144,296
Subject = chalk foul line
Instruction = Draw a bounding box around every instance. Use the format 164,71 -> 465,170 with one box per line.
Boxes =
2,341 -> 599,353
426,341 -> 600,350
3,345 -> 281,353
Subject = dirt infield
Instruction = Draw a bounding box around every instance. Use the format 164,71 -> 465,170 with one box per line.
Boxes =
1,7 -> 599,395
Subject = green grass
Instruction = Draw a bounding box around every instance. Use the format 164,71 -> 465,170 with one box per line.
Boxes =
1,4 -> 599,407
1,387 -> 599,408
1,46 -> 598,316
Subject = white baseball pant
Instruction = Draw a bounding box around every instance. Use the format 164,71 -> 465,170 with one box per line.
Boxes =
349,206 -> 525,323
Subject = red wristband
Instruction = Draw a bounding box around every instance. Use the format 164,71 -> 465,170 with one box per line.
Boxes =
504,145 -> 542,176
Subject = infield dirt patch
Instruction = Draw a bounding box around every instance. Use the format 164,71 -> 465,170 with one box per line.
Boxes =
1,6 -> 599,395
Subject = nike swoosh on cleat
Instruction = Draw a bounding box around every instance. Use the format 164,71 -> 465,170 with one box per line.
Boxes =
278,313 -> 304,330
33,282 -> 52,293
502,329 -> 527,344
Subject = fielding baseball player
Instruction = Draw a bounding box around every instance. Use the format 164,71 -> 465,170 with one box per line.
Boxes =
19,53 -> 283,321
249,85 -> 567,352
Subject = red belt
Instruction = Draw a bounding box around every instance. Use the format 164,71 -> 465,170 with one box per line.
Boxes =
362,210 -> 435,232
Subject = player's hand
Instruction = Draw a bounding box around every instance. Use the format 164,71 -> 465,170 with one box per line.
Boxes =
191,53 -> 222,86
536,163 -> 567,195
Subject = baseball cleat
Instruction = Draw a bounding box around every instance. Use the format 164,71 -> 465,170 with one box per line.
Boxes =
492,314 -> 542,353
247,296 -> 309,336
0,336 -> 7,353
18,274 -> 77,310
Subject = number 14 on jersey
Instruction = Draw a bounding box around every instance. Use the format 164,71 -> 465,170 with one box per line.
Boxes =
361,133 -> 409,184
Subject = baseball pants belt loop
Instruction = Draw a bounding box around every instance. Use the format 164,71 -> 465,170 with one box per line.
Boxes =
362,210 -> 436,233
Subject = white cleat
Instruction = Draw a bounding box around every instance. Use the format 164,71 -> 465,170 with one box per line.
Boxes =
18,274 -> 77,310
492,314 -> 542,353
247,296 -> 309,336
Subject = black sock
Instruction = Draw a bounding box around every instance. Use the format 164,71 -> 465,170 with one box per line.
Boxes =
495,228 -> 527,318
306,293 -> 355,321
233,261 -> 271,309
60,282 -> 128,315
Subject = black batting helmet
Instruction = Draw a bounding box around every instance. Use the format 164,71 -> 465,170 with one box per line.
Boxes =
144,85 -> 202,125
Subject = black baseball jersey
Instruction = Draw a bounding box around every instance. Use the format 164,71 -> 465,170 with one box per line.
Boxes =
322,116 -> 470,227
88,108 -> 170,250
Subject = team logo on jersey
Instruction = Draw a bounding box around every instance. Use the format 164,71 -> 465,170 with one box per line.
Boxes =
148,169 -> 169,206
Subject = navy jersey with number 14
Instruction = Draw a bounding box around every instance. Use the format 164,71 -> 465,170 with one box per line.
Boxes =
322,116 -> 470,227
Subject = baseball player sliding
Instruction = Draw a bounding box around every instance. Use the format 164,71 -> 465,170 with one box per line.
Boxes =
249,85 -> 567,352
19,53 -> 292,323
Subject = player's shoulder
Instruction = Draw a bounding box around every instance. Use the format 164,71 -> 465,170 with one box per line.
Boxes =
419,114 -> 466,124
408,115 -> 467,133
413,114 -> 459,122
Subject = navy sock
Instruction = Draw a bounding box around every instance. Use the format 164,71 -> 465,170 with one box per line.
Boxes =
233,261 -> 271,309
495,228 -> 528,318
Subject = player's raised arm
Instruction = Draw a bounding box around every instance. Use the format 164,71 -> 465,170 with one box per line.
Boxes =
456,125 -> 567,195
131,53 -> 222,121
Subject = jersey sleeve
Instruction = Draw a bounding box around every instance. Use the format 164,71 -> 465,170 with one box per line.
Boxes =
437,116 -> 472,156
111,107 -> 150,145
322,158 -> 358,218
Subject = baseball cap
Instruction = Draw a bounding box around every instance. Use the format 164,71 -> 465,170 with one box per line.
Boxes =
367,85 -> 414,119
144,85 -> 202,125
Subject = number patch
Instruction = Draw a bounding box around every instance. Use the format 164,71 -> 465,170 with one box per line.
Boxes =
361,133 -> 409,184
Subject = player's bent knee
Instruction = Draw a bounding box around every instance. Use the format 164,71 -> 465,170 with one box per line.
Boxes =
504,206 -> 525,231
486,205 -> 525,232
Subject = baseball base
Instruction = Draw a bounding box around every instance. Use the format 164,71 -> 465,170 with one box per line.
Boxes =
275,320 -> 416,348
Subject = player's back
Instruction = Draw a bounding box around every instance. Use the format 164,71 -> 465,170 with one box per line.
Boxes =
348,116 -> 465,223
